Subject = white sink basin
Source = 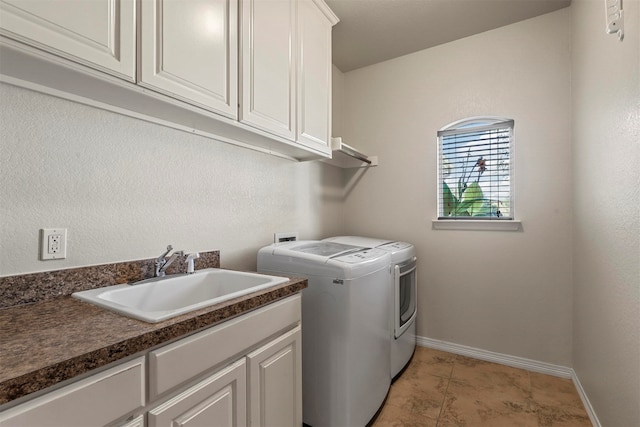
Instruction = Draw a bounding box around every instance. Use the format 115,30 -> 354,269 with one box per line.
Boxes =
72,268 -> 289,323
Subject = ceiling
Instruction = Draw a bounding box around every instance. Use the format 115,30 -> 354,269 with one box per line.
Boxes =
326,0 -> 571,72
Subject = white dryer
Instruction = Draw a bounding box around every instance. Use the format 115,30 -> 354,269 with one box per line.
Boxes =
324,236 -> 417,378
257,240 -> 391,427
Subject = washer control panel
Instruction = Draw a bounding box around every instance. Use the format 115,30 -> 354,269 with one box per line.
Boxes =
332,248 -> 387,264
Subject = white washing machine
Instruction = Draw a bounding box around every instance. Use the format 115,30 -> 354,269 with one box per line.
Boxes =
324,236 -> 417,378
257,240 -> 392,427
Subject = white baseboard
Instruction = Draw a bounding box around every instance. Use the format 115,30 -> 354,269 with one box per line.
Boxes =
416,336 -> 601,427
417,336 -> 573,377
570,370 -> 602,427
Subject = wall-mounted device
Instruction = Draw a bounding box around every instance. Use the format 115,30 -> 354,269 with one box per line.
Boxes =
605,0 -> 624,41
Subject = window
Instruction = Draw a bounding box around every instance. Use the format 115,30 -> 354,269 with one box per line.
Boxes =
437,117 -> 514,220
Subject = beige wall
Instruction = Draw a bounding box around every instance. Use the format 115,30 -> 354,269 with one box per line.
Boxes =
339,10 -> 574,365
571,0 -> 640,425
0,83 -> 345,275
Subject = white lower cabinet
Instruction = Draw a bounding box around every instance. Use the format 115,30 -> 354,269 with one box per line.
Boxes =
148,323 -> 302,427
147,295 -> 302,427
148,359 -> 247,427
0,295 -> 302,427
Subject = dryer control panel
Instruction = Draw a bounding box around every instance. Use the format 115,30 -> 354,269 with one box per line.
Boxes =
379,241 -> 412,251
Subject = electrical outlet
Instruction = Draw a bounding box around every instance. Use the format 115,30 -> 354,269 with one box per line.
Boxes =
274,231 -> 299,243
40,228 -> 67,260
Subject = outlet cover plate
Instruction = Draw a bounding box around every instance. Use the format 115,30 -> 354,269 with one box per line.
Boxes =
274,232 -> 298,243
40,228 -> 67,260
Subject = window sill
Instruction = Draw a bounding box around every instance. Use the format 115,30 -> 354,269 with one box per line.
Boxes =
432,219 -> 522,231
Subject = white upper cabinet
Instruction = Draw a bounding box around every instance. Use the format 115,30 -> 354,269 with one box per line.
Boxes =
139,0 -> 238,118
296,0 -> 335,152
240,0 -> 296,140
0,0 -> 135,81
0,0 -> 338,160
239,0 -> 338,152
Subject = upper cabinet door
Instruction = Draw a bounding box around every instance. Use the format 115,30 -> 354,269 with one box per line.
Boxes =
240,0 -> 296,140
139,0 -> 238,119
296,0 -> 333,152
0,0 -> 135,81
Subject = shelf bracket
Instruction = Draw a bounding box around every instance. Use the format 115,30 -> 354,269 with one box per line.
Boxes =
320,137 -> 378,168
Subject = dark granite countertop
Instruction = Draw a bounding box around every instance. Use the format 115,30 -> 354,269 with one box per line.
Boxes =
0,277 -> 306,406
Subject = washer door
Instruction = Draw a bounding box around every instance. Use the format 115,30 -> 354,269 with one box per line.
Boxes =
395,257 -> 417,338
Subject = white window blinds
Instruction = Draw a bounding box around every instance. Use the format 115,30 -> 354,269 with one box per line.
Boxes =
437,118 -> 514,220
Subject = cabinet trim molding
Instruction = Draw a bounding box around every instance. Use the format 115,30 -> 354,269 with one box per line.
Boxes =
311,0 -> 339,25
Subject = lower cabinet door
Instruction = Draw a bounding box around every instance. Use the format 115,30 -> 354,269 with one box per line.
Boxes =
148,358 -> 247,427
247,326 -> 302,427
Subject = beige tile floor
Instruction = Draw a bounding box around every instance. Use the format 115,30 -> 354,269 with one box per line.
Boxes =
370,347 -> 592,427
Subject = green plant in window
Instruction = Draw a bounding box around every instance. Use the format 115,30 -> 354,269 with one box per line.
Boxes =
442,153 -> 501,217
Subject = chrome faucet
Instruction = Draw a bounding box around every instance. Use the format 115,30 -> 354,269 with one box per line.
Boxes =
155,245 -> 184,277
